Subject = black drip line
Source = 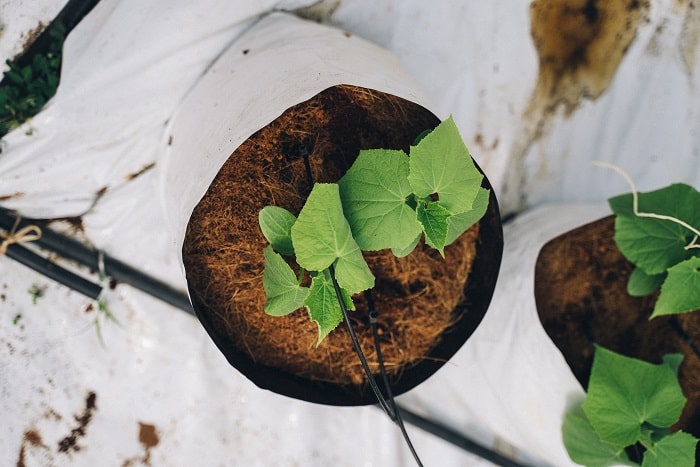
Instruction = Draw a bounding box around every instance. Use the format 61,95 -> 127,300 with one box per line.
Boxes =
302,149 -> 529,467
0,208 -> 194,314
328,265 -> 423,466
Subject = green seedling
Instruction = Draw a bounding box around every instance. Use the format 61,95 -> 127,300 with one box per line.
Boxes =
27,283 -> 45,304
258,116 -> 489,344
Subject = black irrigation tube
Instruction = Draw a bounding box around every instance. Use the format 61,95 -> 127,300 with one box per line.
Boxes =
0,208 -> 194,314
396,405 -> 532,467
4,241 -> 102,300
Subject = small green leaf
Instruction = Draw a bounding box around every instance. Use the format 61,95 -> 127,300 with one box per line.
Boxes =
259,206 -> 297,256
291,183 -> 357,270
663,353 -> 683,375
445,187 -> 490,246
641,431 -> 698,467
304,269 -> 353,345
563,404 -> 635,467
416,200 -> 451,255
652,257 -> 700,317
291,183 -> 374,294
582,346 -> 686,447
609,184 -> 700,275
627,267 -> 665,297
262,246 -> 309,316
333,251 -> 375,295
407,116 -> 483,214
392,232 -> 421,258
338,149 -> 422,251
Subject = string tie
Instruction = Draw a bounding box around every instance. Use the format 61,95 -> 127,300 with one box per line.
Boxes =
0,217 -> 42,255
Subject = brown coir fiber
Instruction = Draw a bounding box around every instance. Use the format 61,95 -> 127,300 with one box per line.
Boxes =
183,85 -> 479,386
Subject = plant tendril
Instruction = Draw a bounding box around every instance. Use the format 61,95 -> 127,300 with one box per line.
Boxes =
592,161 -> 700,247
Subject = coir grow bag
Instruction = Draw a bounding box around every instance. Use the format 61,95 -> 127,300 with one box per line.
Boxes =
162,12 -> 502,406
534,216 -> 700,439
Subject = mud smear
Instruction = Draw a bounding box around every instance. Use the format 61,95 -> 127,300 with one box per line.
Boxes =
16,429 -> 48,467
57,391 -> 97,453
293,0 -> 342,23
680,0 -> 700,75
122,422 -> 160,467
501,0 -> 650,212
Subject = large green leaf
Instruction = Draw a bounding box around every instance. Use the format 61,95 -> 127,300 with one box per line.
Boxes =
259,206 -> 297,256
641,431 -> 698,467
653,257 -> 700,317
407,115 -> 483,214
262,246 -> 309,316
562,405 -> 635,467
609,184 -> 700,275
445,187 -> 490,246
582,346 -> 686,447
290,183 -> 374,294
304,269 -> 353,345
338,149 -> 422,251
416,200 -> 451,256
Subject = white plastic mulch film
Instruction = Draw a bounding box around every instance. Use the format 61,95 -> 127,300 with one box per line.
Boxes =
1,0 -> 699,466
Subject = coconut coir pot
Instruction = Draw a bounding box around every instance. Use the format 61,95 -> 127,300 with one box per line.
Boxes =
534,216 -> 700,439
182,85 -> 503,405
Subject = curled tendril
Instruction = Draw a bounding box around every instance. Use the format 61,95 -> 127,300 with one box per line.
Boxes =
591,161 -> 700,251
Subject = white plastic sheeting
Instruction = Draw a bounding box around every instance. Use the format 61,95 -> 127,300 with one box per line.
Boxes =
1,0 -> 699,466
0,0 -> 69,69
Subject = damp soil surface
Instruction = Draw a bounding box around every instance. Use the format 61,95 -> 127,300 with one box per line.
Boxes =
183,85 -> 480,386
535,216 -> 700,437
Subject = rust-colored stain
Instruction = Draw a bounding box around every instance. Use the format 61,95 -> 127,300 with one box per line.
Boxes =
502,0 -> 651,212
680,0 -> 700,75
138,422 -> 160,451
122,422 -> 160,467
529,0 -> 650,113
57,391 -> 97,453
125,162 -> 156,181
16,429 -> 47,467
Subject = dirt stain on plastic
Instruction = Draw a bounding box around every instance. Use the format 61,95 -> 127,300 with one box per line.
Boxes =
57,391 -> 97,453
16,429 -> 48,467
125,162 -> 156,181
502,0 -> 650,212
122,422 -> 160,467
293,0 -> 342,23
0,192 -> 25,202
529,0 -> 649,113
679,0 -> 700,75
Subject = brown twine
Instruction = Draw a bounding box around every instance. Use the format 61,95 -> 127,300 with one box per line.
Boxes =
0,217 -> 42,255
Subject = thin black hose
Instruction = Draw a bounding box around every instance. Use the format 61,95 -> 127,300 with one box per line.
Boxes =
0,209 -> 194,314
396,406 -> 533,467
327,266 -> 423,466
327,265 -> 395,418
4,242 -> 102,300
366,290 -> 423,466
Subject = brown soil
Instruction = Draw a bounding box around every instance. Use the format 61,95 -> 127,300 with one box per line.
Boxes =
183,85 -> 480,386
535,216 -> 700,437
